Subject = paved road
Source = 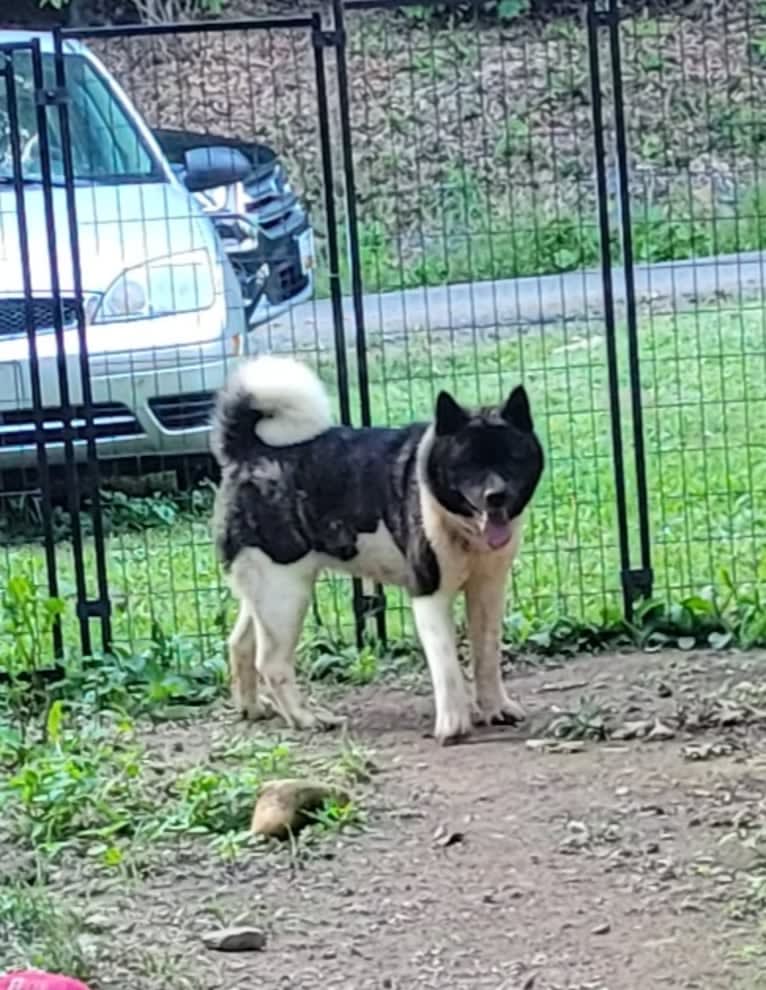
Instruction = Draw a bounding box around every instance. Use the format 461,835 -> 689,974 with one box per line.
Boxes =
262,250 -> 766,354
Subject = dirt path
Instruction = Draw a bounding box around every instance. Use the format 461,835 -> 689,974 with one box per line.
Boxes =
65,650 -> 766,989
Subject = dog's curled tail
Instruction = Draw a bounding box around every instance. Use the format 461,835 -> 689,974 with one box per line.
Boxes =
211,355 -> 333,464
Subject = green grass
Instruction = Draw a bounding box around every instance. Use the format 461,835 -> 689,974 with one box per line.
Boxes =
0,886 -> 94,980
1,302 -> 764,666
0,705 -> 363,977
0,692 -> 363,866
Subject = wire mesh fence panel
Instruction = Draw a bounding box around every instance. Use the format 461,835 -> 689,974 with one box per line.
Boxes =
4,0 -> 764,668
342,0 -> 624,640
0,41 -> 84,669
0,22 -> 359,668
83,22 -> 361,657
617,0 -> 766,624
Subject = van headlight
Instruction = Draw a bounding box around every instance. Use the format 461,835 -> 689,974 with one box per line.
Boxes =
93,249 -> 215,323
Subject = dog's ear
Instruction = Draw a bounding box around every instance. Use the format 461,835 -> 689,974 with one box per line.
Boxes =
501,385 -> 533,432
435,391 -> 470,436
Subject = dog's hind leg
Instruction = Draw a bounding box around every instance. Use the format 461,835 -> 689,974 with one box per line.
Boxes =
235,555 -> 343,732
228,602 -> 270,721
465,565 -> 525,726
411,591 -> 472,744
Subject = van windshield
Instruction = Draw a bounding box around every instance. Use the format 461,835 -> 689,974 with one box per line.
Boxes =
0,50 -> 160,184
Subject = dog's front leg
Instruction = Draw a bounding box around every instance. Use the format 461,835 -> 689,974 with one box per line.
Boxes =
411,592 -> 472,744
465,568 -> 525,726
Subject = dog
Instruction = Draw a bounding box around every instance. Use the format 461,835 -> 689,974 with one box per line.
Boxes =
211,355 -> 544,744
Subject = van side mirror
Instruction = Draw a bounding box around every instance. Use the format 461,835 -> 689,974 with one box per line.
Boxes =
182,145 -> 251,192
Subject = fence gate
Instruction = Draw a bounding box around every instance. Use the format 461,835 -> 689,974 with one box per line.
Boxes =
1,36 -> 110,660
1,16 -> 365,661
332,0 -> 656,639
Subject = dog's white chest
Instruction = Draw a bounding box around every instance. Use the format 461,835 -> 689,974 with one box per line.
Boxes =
329,522 -> 410,587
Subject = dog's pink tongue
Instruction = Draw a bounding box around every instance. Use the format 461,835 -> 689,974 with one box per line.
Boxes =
484,519 -> 511,549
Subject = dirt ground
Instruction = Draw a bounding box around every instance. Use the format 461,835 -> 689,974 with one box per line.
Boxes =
59,649 -> 766,990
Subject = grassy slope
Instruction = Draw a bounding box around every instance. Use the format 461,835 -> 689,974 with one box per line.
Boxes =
92,2 -> 766,289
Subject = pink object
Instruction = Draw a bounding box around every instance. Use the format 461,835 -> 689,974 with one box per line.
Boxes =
0,974 -> 91,990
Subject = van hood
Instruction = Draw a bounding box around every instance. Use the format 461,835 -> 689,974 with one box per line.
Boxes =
0,180 -> 215,296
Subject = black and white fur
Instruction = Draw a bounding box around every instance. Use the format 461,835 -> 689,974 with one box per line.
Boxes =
212,355 -> 544,745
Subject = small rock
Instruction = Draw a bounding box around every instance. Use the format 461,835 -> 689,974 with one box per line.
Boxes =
251,779 -> 351,839
603,824 -> 621,843
647,719 -> 676,741
611,719 -> 652,741
568,819 -> 590,837
713,873 -> 734,884
557,741 -> 586,754
83,912 -> 112,933
202,926 -> 267,952
434,828 -> 464,848
657,862 -> 677,881
591,921 -> 611,935
539,679 -> 588,693
680,898 -> 703,913
525,738 -> 585,754
560,820 -> 591,851
717,833 -> 761,871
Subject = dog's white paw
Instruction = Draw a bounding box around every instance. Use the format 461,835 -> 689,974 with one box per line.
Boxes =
311,706 -> 347,731
284,704 -> 345,732
473,688 -> 526,726
433,702 -> 473,746
233,691 -> 271,722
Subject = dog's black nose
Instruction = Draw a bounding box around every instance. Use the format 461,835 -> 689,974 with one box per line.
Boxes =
485,489 -> 506,509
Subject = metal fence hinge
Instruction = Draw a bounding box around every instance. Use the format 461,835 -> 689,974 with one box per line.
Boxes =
589,0 -> 619,27
36,87 -> 70,108
621,567 -> 654,602
360,590 -> 386,618
76,599 -> 112,622
353,584 -> 385,618
312,27 -> 345,49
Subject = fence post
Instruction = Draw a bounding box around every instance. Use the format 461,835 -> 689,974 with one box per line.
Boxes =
585,0 -> 635,622
27,37 -> 106,655
329,0 -> 388,647
312,12 -> 370,648
604,0 -> 653,604
1,43 -> 63,657
312,14 -> 352,427
53,28 -> 113,652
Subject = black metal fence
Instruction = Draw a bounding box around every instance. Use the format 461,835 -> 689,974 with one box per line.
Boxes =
0,0 -> 764,667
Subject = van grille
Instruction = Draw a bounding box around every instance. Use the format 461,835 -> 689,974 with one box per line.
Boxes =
0,298 -> 80,338
0,402 -> 142,448
148,392 -> 215,431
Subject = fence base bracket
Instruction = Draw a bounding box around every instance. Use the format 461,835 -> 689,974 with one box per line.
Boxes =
621,567 -> 654,602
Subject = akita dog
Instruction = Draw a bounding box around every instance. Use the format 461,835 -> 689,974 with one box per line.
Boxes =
212,356 -> 544,744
